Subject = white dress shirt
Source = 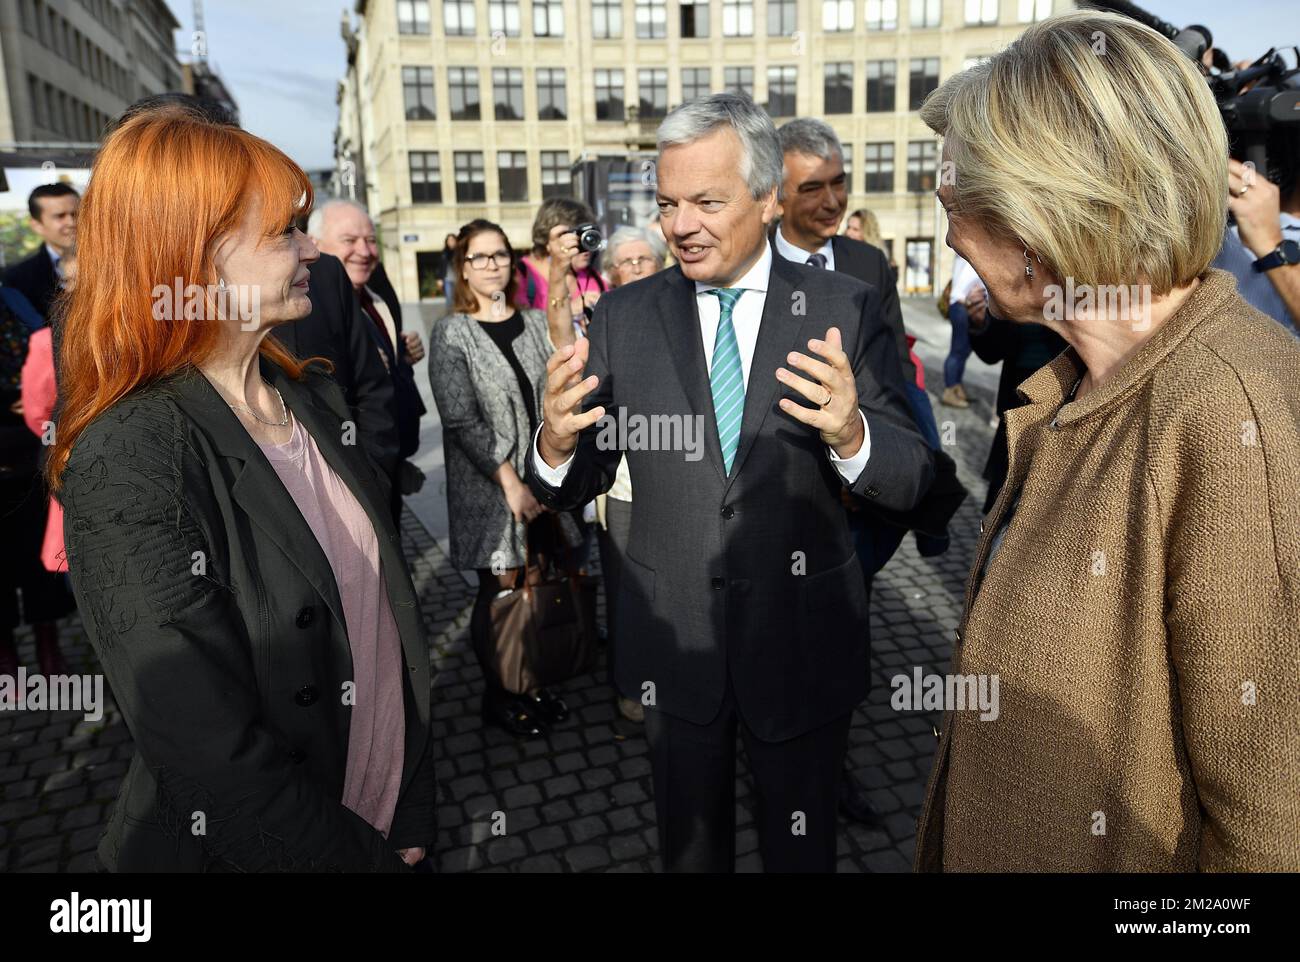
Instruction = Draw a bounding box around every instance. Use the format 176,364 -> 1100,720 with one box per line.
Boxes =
533,241 -> 870,485
773,225 -> 835,272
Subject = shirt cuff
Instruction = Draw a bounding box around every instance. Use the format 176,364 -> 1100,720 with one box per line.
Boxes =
827,410 -> 871,484
532,422 -> 574,487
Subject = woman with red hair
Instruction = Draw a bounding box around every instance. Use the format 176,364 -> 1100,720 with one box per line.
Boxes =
50,107 -> 436,872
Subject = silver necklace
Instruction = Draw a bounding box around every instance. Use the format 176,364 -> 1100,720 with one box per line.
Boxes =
228,382 -> 289,427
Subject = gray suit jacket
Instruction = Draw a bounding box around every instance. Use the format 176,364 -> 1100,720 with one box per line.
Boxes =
526,254 -> 935,741
428,308 -> 554,570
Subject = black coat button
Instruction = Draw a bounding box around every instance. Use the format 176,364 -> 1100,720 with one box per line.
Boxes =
288,748 -> 306,763
294,685 -> 319,707
711,577 -> 725,590
295,606 -> 315,629
721,505 -> 735,520
864,485 -> 880,499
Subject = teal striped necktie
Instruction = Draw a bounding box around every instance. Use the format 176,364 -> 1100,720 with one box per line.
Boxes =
708,287 -> 745,474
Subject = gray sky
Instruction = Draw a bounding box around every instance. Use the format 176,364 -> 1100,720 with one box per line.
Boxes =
168,1 -> 1297,173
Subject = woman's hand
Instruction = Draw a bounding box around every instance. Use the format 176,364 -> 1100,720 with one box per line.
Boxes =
398,847 -> 426,866
504,479 -> 544,523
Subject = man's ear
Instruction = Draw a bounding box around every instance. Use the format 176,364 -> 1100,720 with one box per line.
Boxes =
760,187 -> 779,225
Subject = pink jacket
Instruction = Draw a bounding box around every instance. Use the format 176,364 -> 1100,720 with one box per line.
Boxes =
20,327 -> 65,573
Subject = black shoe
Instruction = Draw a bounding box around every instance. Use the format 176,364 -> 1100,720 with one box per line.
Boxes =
481,695 -> 546,738
838,774 -> 884,826
526,688 -> 570,725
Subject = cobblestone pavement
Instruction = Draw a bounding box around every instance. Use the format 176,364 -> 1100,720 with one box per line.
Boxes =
0,340 -> 997,873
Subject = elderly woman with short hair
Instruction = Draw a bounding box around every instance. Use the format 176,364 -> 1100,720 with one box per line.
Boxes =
915,10 -> 1300,871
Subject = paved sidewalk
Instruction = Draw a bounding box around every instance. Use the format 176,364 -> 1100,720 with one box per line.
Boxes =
1,303 -> 997,872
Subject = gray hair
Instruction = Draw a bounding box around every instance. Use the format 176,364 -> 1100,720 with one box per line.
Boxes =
307,198 -> 373,239
608,226 -> 666,266
656,92 -> 782,201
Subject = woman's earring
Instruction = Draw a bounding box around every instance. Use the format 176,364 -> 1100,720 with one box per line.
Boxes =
217,276 -> 228,290
1023,248 -> 1034,279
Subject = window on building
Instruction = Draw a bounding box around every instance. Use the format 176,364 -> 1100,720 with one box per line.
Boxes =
766,66 -> 796,117
493,67 -> 524,120
410,152 -> 441,202
403,66 -> 436,120
841,144 -> 852,182
907,140 -> 938,192
865,60 -> 895,112
765,0 -> 792,36
27,73 -> 43,127
864,0 -> 897,30
822,0 -> 852,32
488,0 -> 521,35
534,0 -> 564,36
905,238 -> 933,292
908,58 -> 939,110
864,142 -> 894,192
1018,0 -> 1051,22
595,68 -> 625,120
635,0 -> 667,39
454,151 -> 486,202
444,0 -> 476,35
593,0 -> 623,37
725,0 -> 754,36
449,66 -> 481,120
724,66 -> 753,99
824,62 -> 852,114
638,68 -> 668,119
680,0 -> 709,37
541,150 -> 572,199
397,0 -> 431,34
910,0 -> 940,28
19,0 -> 32,35
498,151 -> 528,202
965,0 -> 997,25
682,67 -> 711,103
537,67 -> 567,119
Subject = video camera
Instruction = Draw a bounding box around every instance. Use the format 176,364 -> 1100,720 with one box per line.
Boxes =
1083,1 -> 1300,184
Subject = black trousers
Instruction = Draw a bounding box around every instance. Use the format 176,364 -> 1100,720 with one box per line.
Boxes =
643,671 -> 851,873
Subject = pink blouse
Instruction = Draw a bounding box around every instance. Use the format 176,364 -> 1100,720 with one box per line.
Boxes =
258,415 -> 406,837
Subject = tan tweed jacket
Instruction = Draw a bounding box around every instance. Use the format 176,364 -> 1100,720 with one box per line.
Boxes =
915,270 -> 1300,872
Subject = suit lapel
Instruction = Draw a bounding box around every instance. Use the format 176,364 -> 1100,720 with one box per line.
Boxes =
724,254 -> 808,492
168,367 -> 350,632
659,267 -> 727,484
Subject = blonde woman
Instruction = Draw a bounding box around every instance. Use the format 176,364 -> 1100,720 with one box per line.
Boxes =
915,11 -> 1299,871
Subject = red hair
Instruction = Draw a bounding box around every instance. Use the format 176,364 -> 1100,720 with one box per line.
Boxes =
49,111 -> 315,489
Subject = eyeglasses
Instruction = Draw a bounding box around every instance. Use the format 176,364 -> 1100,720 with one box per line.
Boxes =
614,256 -> 655,272
467,251 -> 511,270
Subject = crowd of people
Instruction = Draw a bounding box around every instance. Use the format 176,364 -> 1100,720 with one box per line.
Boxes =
0,9 -> 1296,873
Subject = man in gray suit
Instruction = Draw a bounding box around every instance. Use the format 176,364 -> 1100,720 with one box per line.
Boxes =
526,94 -> 935,872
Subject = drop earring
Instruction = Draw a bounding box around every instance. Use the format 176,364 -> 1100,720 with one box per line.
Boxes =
1023,248 -> 1034,278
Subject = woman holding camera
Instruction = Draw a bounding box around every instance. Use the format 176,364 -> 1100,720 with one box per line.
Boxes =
515,198 -> 608,333
914,11 -> 1299,871
429,219 -> 580,737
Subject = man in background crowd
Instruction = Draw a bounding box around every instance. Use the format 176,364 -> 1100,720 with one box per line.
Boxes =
309,199 -> 428,517
5,183 -> 79,321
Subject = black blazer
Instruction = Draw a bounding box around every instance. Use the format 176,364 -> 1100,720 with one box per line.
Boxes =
526,255 -> 935,741
829,235 -> 916,383
366,261 -> 427,460
59,359 -> 436,872
4,245 -> 59,320
274,253 -> 399,480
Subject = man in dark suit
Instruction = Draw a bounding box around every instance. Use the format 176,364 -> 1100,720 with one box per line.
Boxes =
5,183 -> 79,320
274,252 -> 399,482
526,93 -> 935,872
309,200 -> 427,518
774,116 -> 960,827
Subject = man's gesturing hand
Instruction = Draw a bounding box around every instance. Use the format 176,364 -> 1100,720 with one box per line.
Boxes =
538,337 -> 605,468
775,326 -> 865,460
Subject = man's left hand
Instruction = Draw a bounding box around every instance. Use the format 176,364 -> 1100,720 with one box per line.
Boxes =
401,329 -> 425,364
1228,158 -> 1284,258
776,326 -> 864,459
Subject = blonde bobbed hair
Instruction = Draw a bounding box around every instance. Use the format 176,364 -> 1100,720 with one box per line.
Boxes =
920,10 -> 1228,296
